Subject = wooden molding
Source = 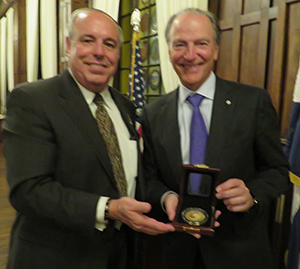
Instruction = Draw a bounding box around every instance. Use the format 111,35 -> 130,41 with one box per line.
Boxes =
0,0 -> 15,18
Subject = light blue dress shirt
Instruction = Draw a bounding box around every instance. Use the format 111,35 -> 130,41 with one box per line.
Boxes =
178,71 -> 216,164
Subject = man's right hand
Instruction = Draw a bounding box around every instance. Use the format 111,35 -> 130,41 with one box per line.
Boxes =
108,197 -> 175,235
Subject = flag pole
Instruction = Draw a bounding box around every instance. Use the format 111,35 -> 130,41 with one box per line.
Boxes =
129,9 -> 141,101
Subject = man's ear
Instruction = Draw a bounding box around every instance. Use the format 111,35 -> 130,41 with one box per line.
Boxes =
213,44 -> 219,61
66,37 -> 71,58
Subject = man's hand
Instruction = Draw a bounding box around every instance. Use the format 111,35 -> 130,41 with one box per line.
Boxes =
163,193 -> 179,222
215,178 -> 255,212
108,197 -> 175,235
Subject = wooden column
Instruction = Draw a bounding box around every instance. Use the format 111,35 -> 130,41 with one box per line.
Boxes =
13,0 -> 27,84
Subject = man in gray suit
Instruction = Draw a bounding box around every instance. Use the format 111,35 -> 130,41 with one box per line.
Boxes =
3,8 -> 174,269
142,8 -> 290,269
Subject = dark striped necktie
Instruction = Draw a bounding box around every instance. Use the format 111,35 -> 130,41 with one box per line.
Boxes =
94,94 -> 127,198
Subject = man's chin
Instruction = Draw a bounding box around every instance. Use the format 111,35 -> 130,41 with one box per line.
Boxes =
80,79 -> 109,92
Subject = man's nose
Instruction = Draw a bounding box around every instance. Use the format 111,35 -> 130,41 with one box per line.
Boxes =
184,44 -> 196,60
93,40 -> 105,56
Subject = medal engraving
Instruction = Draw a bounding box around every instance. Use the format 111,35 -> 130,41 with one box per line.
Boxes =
182,207 -> 208,226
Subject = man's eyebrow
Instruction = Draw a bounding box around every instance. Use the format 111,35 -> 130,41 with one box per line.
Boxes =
79,34 -> 95,39
104,37 -> 118,43
173,39 -> 186,43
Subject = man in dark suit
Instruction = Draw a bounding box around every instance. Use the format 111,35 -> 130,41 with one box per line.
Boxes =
141,8 -> 290,269
3,8 -> 174,269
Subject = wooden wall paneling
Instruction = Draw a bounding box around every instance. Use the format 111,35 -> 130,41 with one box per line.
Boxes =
268,0 -> 286,113
219,0 -> 242,20
217,1 -> 277,89
231,15 -> 242,81
243,0 -> 270,12
287,0 -> 300,3
208,0 -> 220,16
240,23 -> 260,86
212,0 -> 300,136
216,30 -> 235,81
240,10 -> 261,25
244,0 -> 264,13
256,7 -> 270,88
217,0 -> 242,82
265,19 -> 277,104
261,0 -> 271,9
238,1 -> 270,87
216,16 -> 241,82
281,1 -> 300,136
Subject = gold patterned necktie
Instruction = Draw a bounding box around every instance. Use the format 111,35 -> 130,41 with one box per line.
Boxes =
94,94 -> 127,198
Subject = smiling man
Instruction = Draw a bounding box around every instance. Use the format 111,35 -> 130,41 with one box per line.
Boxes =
3,8 -> 174,269
66,10 -> 121,92
142,8 -> 290,269
167,11 -> 219,91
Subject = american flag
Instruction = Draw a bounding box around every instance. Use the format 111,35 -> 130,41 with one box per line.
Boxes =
128,40 -> 145,124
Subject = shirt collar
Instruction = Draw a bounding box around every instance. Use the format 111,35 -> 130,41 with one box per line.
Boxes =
178,72 -> 216,105
67,68 -> 110,106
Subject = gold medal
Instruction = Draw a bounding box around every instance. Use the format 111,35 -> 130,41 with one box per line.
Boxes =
181,207 -> 208,226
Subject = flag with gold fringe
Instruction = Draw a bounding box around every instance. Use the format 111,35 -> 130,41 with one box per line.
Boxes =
285,57 -> 300,269
128,9 -> 145,126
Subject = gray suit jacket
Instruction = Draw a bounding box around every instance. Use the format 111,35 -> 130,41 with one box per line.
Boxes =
142,76 -> 290,269
4,70 -> 143,269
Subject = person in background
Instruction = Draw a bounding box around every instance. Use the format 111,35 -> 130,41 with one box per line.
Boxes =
141,8 -> 290,269
3,8 -> 174,269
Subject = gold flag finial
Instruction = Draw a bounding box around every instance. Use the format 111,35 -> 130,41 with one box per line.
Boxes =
131,9 -> 141,33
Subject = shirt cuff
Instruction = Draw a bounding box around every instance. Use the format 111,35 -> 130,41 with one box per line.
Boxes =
161,191 -> 178,212
95,196 -> 110,231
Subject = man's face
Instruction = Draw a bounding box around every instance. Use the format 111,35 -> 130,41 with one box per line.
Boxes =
66,11 -> 120,93
168,13 -> 219,91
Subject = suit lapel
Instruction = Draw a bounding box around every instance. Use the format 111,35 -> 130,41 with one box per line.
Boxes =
205,77 -> 235,169
109,87 -> 137,140
160,90 -> 183,182
57,71 -> 116,185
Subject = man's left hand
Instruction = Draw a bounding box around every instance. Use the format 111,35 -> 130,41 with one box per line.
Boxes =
215,178 -> 255,212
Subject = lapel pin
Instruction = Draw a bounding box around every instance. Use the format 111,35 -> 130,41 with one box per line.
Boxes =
127,115 -> 133,126
226,100 -> 231,105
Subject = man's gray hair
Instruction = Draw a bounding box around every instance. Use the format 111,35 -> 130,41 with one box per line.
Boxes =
68,8 -> 124,47
165,8 -> 221,46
